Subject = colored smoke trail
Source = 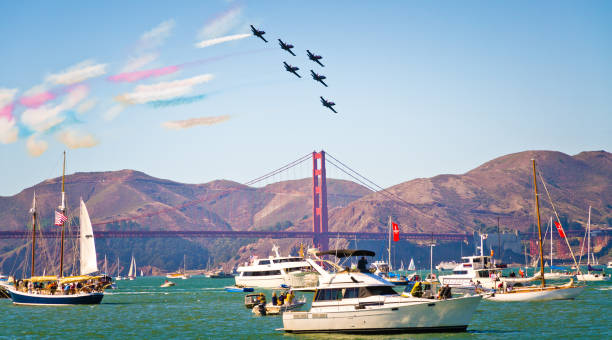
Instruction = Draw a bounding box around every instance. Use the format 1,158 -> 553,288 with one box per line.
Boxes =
195,33 -> 251,48
0,103 -> 14,119
162,115 -> 230,130
19,92 -> 56,108
108,65 -> 180,83
148,94 -> 207,108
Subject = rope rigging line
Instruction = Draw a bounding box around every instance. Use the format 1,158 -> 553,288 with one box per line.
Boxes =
536,166 -> 581,273
243,152 -> 312,186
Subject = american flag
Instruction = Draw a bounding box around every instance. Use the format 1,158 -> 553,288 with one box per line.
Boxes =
54,211 -> 68,226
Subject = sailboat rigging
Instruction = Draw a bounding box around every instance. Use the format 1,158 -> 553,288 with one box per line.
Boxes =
576,206 -> 610,281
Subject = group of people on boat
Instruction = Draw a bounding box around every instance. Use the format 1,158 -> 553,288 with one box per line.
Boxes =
271,290 -> 295,306
12,276 -> 110,295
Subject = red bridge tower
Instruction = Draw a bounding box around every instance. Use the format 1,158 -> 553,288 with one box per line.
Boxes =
312,151 -> 329,251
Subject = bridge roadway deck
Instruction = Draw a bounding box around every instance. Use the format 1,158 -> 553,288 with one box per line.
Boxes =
0,229 -> 606,240
0,230 -> 471,241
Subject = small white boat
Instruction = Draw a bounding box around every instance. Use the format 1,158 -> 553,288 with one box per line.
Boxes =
160,280 -> 175,287
235,245 -> 315,288
607,262 -> 612,269
167,254 -> 191,279
486,280 -> 584,302
576,207 -> 610,281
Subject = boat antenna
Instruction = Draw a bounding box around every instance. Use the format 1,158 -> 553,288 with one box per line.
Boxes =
532,159 -> 546,288
59,151 -> 67,277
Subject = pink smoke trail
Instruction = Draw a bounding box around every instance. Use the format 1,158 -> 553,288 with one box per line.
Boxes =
19,92 -> 56,108
107,65 -> 180,83
0,103 -> 14,119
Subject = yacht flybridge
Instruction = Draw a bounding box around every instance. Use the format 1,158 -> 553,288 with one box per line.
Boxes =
235,245 -> 317,288
280,249 -> 482,334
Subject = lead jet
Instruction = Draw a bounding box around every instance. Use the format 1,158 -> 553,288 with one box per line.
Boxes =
320,96 -> 337,113
307,50 -> 324,67
278,39 -> 296,56
310,70 -> 328,87
283,62 -> 301,78
250,25 -> 267,42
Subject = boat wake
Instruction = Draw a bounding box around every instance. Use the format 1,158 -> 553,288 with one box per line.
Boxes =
596,287 -> 612,291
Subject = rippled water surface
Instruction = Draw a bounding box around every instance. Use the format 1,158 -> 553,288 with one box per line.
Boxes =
1,277 -> 611,339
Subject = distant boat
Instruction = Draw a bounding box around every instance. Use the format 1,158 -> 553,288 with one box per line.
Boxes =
167,254 -> 191,279
128,255 -> 137,280
160,280 -> 175,288
576,206 -> 610,281
115,258 -> 125,281
408,258 -> 416,271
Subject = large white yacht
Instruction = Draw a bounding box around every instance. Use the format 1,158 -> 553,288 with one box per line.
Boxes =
438,255 -> 534,291
281,250 -> 482,334
234,246 -> 316,288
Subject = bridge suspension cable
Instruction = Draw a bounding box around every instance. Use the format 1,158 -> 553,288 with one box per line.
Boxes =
243,152 -> 312,186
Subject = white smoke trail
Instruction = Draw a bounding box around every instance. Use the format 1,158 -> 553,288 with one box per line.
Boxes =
195,34 -> 250,48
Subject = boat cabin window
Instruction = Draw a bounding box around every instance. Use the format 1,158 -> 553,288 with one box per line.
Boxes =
274,258 -> 301,263
285,266 -> 310,273
358,286 -> 397,298
258,260 -> 270,265
453,270 -> 468,275
472,258 -> 480,263
243,270 -> 281,276
314,288 -> 343,301
343,287 -> 359,299
477,270 -> 492,278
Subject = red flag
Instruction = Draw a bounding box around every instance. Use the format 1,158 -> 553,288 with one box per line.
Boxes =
392,222 -> 400,242
54,211 -> 68,226
554,221 -> 566,238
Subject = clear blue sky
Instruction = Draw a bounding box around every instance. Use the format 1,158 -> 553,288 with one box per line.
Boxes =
0,1 -> 610,196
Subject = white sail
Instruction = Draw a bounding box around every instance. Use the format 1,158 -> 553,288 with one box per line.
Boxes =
408,258 -> 416,271
79,199 -> 98,275
128,255 -> 136,277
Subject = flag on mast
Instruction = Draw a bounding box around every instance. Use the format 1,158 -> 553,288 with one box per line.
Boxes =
392,222 -> 400,242
54,211 -> 68,226
554,221 -> 566,238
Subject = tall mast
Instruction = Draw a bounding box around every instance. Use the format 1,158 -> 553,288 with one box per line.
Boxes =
587,205 -> 591,268
532,159 -> 545,288
30,193 -> 37,277
59,151 -> 66,277
388,216 -> 392,271
550,216 -> 553,272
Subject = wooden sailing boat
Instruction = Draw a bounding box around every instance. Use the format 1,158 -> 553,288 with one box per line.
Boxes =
487,159 -> 584,302
576,206 -> 610,281
8,152 -> 107,305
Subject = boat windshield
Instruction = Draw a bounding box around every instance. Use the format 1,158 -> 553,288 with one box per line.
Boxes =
314,286 -> 397,301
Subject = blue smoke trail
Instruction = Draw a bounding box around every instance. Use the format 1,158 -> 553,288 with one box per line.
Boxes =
148,94 -> 207,108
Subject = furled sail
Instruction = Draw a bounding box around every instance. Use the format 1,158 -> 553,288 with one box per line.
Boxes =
80,199 -> 98,275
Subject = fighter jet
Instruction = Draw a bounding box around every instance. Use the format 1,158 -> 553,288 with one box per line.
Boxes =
310,70 -> 328,87
278,39 -> 296,56
283,62 -> 301,78
307,50 -> 324,67
320,96 -> 337,113
250,25 -> 267,42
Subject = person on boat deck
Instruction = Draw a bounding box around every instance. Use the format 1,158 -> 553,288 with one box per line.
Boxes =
519,269 -> 525,278
27,281 -> 33,293
509,271 -> 516,277
278,291 -> 286,305
257,293 -> 266,305
271,292 -> 278,306
357,256 -> 368,272
286,290 -> 294,305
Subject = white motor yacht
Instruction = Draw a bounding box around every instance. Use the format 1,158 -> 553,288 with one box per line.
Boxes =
280,249 -> 482,334
235,245 -> 316,288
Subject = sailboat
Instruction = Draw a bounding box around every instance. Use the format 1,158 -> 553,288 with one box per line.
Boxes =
487,159 -> 584,302
532,217 -> 572,280
167,254 -> 191,279
408,258 -> 416,271
128,255 -> 137,280
8,152 -> 109,305
115,258 -> 125,281
576,206 -> 610,281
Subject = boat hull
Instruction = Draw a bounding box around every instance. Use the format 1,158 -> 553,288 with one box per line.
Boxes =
8,289 -> 104,306
235,275 -> 286,288
576,273 -> 609,281
486,286 -> 584,302
282,295 -> 482,334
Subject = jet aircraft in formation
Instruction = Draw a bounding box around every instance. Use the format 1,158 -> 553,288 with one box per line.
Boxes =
250,25 -> 267,42
310,70 -> 327,87
283,62 -> 301,78
307,50 -> 324,67
320,96 -> 337,113
278,39 -> 296,56
251,25 -> 336,113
